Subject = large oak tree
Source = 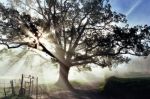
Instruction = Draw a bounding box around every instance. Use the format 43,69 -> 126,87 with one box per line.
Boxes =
0,0 -> 150,90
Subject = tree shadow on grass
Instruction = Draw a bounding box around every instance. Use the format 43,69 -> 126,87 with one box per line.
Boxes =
40,87 -> 150,99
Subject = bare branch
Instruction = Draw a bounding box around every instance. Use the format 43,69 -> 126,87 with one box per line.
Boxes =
0,42 -> 28,49
36,0 -> 48,20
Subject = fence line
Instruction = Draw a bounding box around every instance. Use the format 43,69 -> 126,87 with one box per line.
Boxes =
0,74 -> 40,99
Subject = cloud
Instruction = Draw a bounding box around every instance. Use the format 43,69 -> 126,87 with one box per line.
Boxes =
126,0 -> 142,16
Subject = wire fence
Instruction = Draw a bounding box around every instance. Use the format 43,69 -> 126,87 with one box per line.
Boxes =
0,74 -> 41,99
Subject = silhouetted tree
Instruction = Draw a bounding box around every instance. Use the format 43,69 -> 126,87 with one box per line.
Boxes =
0,0 -> 150,90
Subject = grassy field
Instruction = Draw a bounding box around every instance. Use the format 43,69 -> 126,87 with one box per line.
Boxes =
33,76 -> 150,99
1,76 -> 150,99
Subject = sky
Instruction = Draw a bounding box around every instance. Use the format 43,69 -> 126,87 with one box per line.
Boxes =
0,0 -> 150,26
110,0 -> 150,26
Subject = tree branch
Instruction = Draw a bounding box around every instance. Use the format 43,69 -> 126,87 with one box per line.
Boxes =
36,0 -> 48,21
0,42 -> 28,49
71,59 -> 95,66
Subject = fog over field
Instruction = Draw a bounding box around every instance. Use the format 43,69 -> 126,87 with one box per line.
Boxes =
0,47 -> 150,85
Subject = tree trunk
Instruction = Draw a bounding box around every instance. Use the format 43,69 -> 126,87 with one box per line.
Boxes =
56,63 -> 74,90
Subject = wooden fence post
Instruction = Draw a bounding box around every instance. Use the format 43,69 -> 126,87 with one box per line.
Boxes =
29,75 -> 32,96
31,80 -> 34,95
19,74 -> 25,96
10,80 -> 15,96
36,77 -> 38,99
3,87 -> 6,97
